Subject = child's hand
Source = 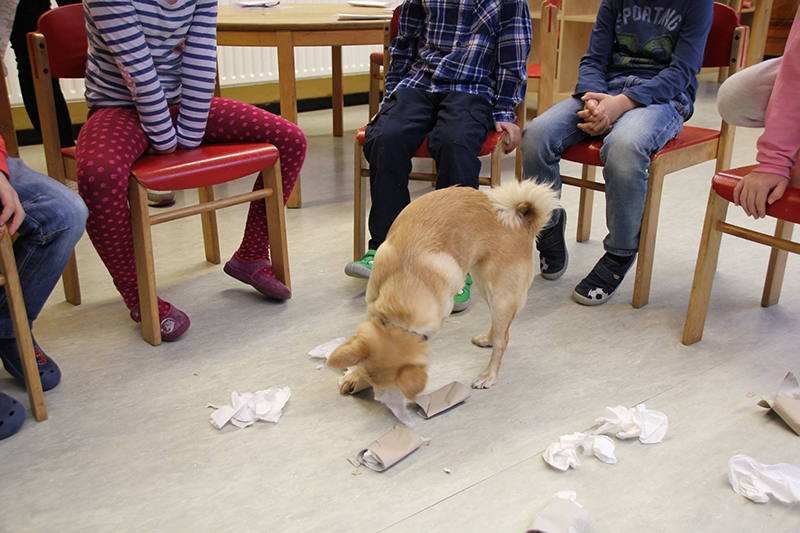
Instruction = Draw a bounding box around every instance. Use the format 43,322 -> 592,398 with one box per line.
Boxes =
577,98 -> 605,123
582,93 -> 638,127
0,172 -> 25,237
733,170 -> 790,218
495,121 -> 521,154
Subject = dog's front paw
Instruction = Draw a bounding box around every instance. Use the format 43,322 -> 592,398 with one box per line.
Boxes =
339,370 -> 363,395
471,372 -> 497,389
471,334 -> 492,348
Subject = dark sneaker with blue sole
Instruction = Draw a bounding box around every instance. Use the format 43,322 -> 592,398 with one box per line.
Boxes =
573,252 -> 637,306
537,208 -> 568,280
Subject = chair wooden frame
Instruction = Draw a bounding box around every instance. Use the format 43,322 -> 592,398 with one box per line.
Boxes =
682,167 -> 797,345
29,20 -> 290,346
0,70 -> 47,421
516,1 -> 560,180
534,7 -> 747,308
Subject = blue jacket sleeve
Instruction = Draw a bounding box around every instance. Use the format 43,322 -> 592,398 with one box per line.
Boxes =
383,0 -> 424,105
573,0 -> 616,97
622,2 -> 713,106
492,0 -> 532,124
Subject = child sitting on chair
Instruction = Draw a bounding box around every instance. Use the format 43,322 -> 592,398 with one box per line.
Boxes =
79,0 -> 307,341
345,0 -> 532,313
520,0 -> 713,305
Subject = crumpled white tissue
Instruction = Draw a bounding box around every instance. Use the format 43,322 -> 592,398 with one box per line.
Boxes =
595,403 -> 668,444
374,387 -> 414,426
360,449 -> 383,470
728,454 -> 800,504
208,387 -> 291,429
527,491 -> 589,533
543,433 -> 617,471
308,337 -> 347,360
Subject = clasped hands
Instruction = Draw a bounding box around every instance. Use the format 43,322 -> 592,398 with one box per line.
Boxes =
576,92 -> 638,136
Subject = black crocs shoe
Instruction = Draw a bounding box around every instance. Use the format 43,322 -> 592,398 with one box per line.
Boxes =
0,337 -> 61,391
536,208 -> 568,280
573,252 -> 636,306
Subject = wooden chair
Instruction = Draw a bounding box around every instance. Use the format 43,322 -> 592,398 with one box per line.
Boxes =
29,4 -> 290,346
517,0 -> 560,180
367,7 -> 399,120
354,6 -> 525,260
534,2 -> 747,308
0,69 -> 47,422
682,166 -> 799,345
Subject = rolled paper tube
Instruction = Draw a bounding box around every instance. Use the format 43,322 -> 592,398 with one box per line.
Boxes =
356,426 -> 425,472
415,381 -> 471,418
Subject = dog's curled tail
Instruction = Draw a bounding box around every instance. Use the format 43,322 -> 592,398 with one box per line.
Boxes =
487,180 -> 560,233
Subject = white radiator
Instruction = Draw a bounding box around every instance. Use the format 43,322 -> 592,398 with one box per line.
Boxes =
2,0 -> 382,107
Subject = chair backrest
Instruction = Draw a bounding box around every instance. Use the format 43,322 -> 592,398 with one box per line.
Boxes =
32,3 -> 87,80
0,69 -> 19,158
703,2 -> 746,69
390,5 -> 401,41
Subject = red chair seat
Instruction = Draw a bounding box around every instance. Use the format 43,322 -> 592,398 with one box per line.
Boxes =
62,143 -> 279,191
562,126 -> 721,167
713,165 -> 800,224
370,52 -> 384,66
528,64 -> 541,79
356,126 -> 504,158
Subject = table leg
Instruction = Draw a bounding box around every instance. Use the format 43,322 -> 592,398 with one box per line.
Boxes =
332,45 -> 344,137
277,31 -> 301,208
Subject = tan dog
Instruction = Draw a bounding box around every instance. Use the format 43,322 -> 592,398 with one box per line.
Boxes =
328,181 -> 558,398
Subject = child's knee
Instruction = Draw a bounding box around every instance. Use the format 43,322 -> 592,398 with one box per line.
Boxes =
717,76 -> 763,128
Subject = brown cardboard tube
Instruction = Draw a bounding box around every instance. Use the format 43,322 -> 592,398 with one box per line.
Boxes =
414,381 -> 471,418
356,426 -> 425,472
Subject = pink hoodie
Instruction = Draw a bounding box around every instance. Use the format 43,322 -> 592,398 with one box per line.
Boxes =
756,9 -> 800,180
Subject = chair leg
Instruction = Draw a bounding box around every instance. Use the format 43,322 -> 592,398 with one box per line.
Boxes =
576,165 -> 596,243
263,163 -> 291,292
61,250 -> 81,305
128,178 -> 161,346
761,220 -> 794,307
632,161 -> 666,309
682,190 -> 730,346
515,101 -> 527,182
368,63 -> 380,119
0,231 -> 47,421
490,144 -> 503,188
354,139 -> 367,261
198,186 -> 221,265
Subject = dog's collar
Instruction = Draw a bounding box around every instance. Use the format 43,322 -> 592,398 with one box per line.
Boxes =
375,317 -> 429,342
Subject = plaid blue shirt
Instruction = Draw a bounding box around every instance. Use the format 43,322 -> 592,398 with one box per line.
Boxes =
384,0 -> 532,124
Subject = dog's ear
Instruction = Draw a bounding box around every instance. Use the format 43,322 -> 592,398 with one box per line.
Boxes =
327,336 -> 369,368
396,364 -> 428,400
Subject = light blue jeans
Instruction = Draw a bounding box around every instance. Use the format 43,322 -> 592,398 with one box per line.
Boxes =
0,158 -> 87,339
520,76 -> 691,256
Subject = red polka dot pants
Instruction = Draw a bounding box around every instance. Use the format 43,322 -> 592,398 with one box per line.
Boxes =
76,97 -> 306,318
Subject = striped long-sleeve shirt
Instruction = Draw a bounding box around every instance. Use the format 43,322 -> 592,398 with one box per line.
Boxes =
384,0 -> 532,124
84,0 -> 218,152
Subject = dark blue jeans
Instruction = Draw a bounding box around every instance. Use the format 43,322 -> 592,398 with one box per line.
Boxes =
363,88 -> 494,250
0,158 -> 88,339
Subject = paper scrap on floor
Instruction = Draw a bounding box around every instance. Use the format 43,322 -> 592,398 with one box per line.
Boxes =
339,367 -> 372,394
415,381 -> 470,418
233,0 -> 280,8
356,426 -> 427,472
374,387 -> 414,426
543,433 -> 616,471
728,454 -> 800,504
758,372 -> 800,435
208,387 -> 291,429
595,403 -> 668,443
527,491 -> 589,533
308,337 -> 347,360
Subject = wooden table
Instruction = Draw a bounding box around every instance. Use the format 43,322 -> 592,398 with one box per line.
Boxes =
217,4 -> 388,207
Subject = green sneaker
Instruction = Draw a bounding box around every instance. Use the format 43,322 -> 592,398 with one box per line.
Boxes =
452,274 -> 473,313
345,249 -> 377,279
